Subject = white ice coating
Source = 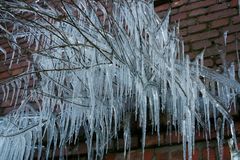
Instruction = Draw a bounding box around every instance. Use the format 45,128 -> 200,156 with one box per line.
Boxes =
0,0 -> 239,160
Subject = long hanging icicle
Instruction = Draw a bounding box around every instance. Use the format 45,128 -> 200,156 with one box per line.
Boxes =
0,0 -> 239,160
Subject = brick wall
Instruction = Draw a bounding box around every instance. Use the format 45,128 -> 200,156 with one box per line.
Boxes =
155,0 -> 240,68
100,120 -> 240,160
57,120 -> 240,160
104,141 -> 237,160
0,37 -> 30,115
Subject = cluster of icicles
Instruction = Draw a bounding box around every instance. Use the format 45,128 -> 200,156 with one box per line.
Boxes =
0,0 -> 239,159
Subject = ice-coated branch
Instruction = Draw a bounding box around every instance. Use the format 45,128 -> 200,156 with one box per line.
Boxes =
0,0 -> 239,160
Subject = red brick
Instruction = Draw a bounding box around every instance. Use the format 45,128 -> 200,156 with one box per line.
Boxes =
0,71 -> 12,80
145,134 -> 159,147
222,145 -> 231,160
172,133 -> 183,144
184,30 -> 219,42
143,150 -> 154,160
0,54 -> 27,68
210,18 -> 229,29
205,46 -> 220,57
10,68 -> 25,76
118,150 -> 154,160
227,41 -> 240,53
208,3 -> 229,13
198,9 -> 238,23
202,147 -> 216,160
231,0 -> 238,7
0,61 -> 28,73
188,24 -> 207,34
171,12 -> 188,22
192,40 -> 212,50
155,3 -> 170,13
1,100 -> 14,108
171,12 -> 187,22
180,28 -> 188,36
223,24 -> 240,34
192,148 -> 199,160
171,8 -> 179,15
104,154 -> 116,160
232,15 -> 240,24
0,42 -> 10,51
0,68 -> 25,79
155,149 -> 170,160
180,18 -> 197,28
170,150 -> 183,159
189,8 -> 207,17
179,0 -> 217,12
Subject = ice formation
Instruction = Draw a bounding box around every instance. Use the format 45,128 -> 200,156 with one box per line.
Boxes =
0,0 -> 239,160
228,138 -> 240,160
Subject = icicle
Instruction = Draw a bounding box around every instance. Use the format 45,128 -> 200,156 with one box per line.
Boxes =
182,117 -> 186,160
123,113 -> 131,158
206,100 -> 211,139
223,31 -> 228,46
14,80 -> 21,107
159,9 -> 170,43
230,122 -> 239,151
23,132 -> 31,160
152,88 -> 160,144
5,83 -> 10,102
30,130 -> 37,160
0,47 -> 7,62
213,105 -> 217,131
26,60 -> 31,73
1,85 -> 6,102
10,81 -> 16,106
196,49 -> 205,70
52,126 -> 58,159
97,2 -> 107,25
228,137 -> 240,159
9,49 -> 15,69
228,62 -> 235,80
205,131 -> 210,160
